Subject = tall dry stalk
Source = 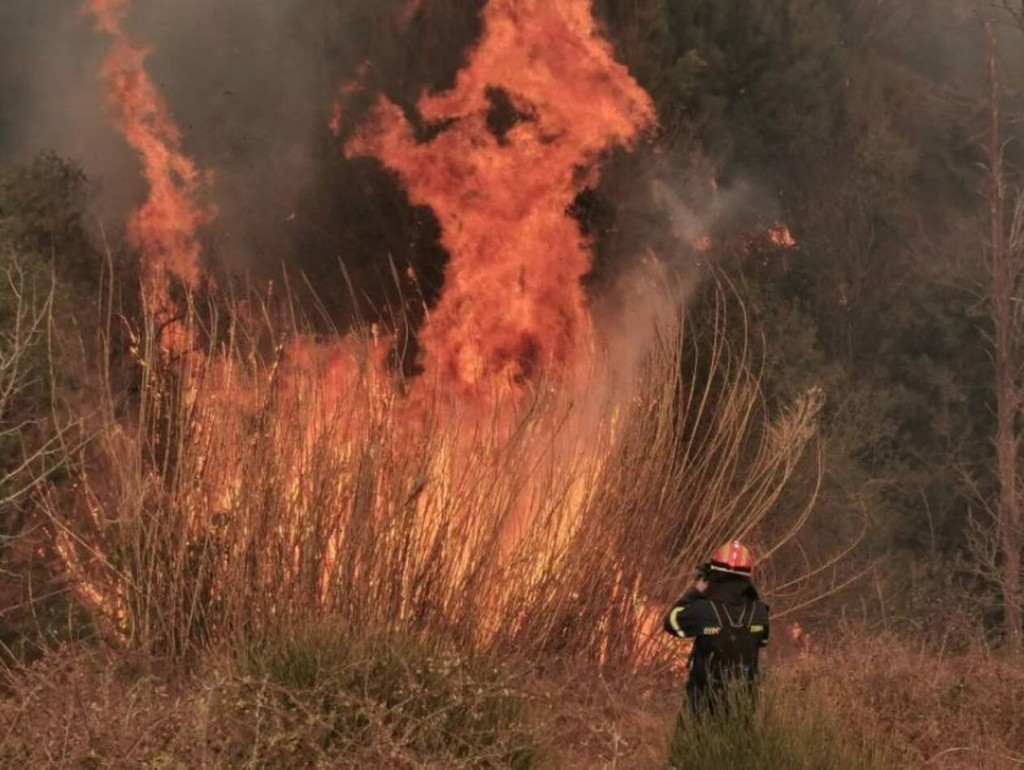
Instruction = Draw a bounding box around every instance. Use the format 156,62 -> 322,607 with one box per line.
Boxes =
44,280 -> 822,665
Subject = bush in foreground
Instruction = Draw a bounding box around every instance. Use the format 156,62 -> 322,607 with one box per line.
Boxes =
667,678 -> 897,770
0,630 -> 538,769
782,632 -> 1024,769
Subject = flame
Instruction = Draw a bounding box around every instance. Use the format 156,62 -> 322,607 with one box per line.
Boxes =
738,222 -> 798,255
695,222 -> 799,257
330,61 -> 370,136
84,0 -> 215,353
86,0 -> 129,34
693,235 -> 713,253
768,224 -> 797,249
345,0 -> 656,398
69,0 -> 686,669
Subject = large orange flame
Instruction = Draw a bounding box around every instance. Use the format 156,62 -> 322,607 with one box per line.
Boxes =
85,0 -> 214,353
67,0 -> 713,670
345,0 -> 656,398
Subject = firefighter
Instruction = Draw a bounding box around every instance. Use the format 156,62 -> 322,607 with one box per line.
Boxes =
663,541 -> 770,714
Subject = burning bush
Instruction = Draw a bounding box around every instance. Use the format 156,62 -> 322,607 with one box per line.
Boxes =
44,284 -> 821,665
16,0 -> 825,690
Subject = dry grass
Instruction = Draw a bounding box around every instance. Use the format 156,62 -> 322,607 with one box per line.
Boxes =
0,632 -> 538,769
3,629 -> 1021,768
782,632 -> 1024,769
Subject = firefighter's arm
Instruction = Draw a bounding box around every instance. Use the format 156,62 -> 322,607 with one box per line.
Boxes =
663,590 -> 710,639
752,602 -> 771,647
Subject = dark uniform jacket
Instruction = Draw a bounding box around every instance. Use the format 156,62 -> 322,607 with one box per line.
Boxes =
663,576 -> 770,699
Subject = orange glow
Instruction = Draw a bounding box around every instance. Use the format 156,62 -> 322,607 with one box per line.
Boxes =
768,224 -> 797,249
86,0 -> 129,34
85,0 -> 214,353
397,0 -> 424,27
71,0 -> 683,669
330,61 -> 370,136
345,0 -> 656,399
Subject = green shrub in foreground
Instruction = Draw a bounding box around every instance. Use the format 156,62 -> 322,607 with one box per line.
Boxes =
668,677 -> 898,770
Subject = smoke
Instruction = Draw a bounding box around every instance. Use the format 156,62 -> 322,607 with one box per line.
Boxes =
2,1 -> 136,220
578,137 -> 788,388
2,0 -> 337,268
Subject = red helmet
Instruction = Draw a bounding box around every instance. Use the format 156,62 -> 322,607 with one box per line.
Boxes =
709,541 -> 755,576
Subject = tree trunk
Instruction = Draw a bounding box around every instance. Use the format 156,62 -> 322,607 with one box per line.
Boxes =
987,23 -> 1023,656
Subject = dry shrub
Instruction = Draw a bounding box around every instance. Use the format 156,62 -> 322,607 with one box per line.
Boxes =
666,679 -> 898,770
0,634 -> 537,769
43,282 -> 822,666
781,632 -> 1024,769
523,662 -> 679,769
0,255 -> 85,665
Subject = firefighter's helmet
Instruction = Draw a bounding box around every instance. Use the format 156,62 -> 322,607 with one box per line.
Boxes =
709,541 -> 755,576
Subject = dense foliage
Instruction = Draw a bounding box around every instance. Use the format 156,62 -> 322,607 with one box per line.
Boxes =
595,0 -> 1024,634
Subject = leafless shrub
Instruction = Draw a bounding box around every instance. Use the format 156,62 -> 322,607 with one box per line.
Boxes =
0,257 -> 63,515
782,631 -> 1024,768
0,636 -> 538,769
